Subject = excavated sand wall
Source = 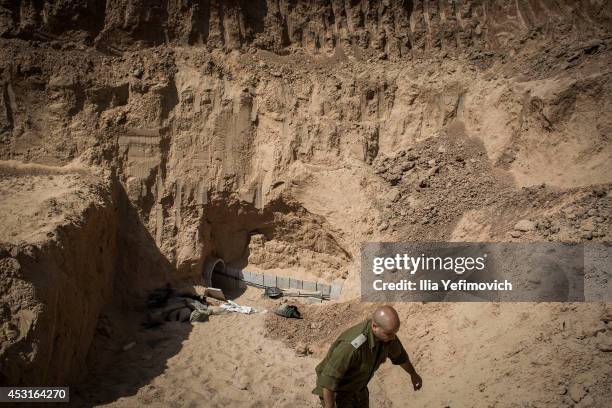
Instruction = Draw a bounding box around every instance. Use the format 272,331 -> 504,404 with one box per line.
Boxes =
0,2 -> 610,281
1,2 -> 610,289
0,172 -> 118,386
2,0 -> 611,55
0,0 -> 611,388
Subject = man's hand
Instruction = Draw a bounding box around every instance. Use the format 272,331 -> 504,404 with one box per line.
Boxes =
410,372 -> 422,391
400,360 -> 422,391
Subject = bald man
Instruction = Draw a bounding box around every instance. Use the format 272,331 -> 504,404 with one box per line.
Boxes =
312,306 -> 422,407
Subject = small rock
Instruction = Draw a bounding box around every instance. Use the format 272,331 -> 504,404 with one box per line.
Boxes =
402,161 -> 415,172
575,372 -> 597,388
296,343 -> 313,356
587,209 -> 597,217
387,171 -> 403,185
581,220 -> 596,232
426,166 -> 440,177
123,342 -> 136,351
388,190 -> 401,202
569,383 -> 587,402
419,179 -> 429,188
514,219 -> 536,232
558,385 -> 567,395
150,82 -> 169,93
510,230 -> 522,238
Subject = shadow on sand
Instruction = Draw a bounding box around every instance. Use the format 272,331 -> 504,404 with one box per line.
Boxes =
70,183 -> 192,407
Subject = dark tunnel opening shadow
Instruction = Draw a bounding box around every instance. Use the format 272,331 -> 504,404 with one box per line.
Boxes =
211,272 -> 248,300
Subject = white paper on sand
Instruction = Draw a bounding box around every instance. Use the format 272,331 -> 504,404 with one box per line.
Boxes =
219,300 -> 256,314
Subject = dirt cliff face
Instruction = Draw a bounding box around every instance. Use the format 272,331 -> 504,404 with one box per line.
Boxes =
0,0 -> 611,390
2,0 -> 611,286
2,1 -> 611,55
0,163 -> 118,385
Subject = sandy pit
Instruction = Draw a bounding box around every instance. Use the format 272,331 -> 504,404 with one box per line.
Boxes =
1,1 -> 611,407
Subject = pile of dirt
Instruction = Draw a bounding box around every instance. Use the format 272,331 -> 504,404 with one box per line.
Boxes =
265,301 -> 376,354
364,124 -> 612,243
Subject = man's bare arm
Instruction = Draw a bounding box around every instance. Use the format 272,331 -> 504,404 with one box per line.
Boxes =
400,360 -> 422,391
322,387 -> 335,408
399,360 -> 417,375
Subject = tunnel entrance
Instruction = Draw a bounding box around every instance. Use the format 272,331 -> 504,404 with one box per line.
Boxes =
203,257 -> 225,286
203,257 -> 246,300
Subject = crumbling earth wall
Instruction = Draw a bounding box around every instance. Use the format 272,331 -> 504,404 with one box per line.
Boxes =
1,1 -> 610,287
2,0 -> 611,56
0,166 -> 118,386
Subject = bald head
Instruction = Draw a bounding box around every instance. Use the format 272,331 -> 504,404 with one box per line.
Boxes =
372,305 -> 400,332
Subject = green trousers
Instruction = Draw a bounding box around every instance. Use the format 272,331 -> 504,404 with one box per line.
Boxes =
319,387 -> 369,408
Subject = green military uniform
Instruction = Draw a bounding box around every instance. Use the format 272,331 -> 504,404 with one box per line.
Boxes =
313,320 -> 409,407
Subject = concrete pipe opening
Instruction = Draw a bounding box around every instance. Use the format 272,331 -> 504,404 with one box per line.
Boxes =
203,257 -> 226,287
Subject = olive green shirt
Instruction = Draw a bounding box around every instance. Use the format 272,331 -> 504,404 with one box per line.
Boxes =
313,320 -> 409,396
